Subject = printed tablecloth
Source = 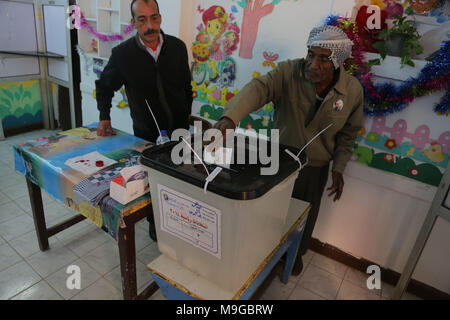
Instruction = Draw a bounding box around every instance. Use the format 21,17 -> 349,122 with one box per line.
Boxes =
13,124 -> 152,239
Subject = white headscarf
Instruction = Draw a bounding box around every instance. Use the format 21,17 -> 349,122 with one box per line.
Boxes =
307,26 -> 354,69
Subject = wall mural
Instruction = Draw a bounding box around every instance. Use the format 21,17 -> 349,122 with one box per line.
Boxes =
352,117 -> 449,186
192,1 -> 284,132
0,80 -> 43,130
190,0 -> 448,186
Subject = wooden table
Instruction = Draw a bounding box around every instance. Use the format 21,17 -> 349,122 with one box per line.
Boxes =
13,125 -> 159,300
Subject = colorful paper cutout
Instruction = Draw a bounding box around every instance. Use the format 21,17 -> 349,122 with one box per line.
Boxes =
239,0 -> 275,59
352,144 -> 443,186
353,116 -> 449,186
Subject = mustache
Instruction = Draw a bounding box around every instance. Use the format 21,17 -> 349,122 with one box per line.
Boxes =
144,29 -> 159,36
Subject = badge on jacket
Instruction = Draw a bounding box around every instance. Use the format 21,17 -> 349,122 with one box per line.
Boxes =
333,99 -> 344,112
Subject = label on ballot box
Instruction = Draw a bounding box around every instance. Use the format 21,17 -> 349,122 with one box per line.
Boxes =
158,184 -> 222,259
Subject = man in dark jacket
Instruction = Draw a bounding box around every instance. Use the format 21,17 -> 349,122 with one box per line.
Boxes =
96,0 -> 193,142
95,0 -> 193,241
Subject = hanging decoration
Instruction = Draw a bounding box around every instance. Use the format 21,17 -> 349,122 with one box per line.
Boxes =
324,15 -> 450,117
78,13 -> 134,42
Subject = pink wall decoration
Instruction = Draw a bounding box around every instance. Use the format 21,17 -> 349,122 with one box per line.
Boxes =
369,117 -> 450,153
239,0 -> 275,59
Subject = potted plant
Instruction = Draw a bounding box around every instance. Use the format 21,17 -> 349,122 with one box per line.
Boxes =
367,14 -> 424,68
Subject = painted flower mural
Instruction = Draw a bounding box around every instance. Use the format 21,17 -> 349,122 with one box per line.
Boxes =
0,81 -> 43,130
385,139 -> 397,150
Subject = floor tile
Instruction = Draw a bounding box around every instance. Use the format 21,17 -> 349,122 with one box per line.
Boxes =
81,241 -> 120,275
137,242 -> 161,266
41,201 -> 75,224
0,214 -> 35,241
0,201 -> 27,224
336,280 -> 381,300
2,183 -> 29,200
0,243 -> 23,272
0,171 -> 25,188
0,190 -> 12,205
13,193 -> 55,215
54,220 -> 96,242
310,253 -> 348,279
9,230 -> 60,258
46,259 -> 102,300
134,225 -> 154,252
302,249 -> 315,265
0,162 -> 15,176
0,261 -> 41,300
26,242 -> 78,278
401,292 -> 422,300
344,268 -> 382,296
289,285 -> 327,300
262,277 -> 297,300
104,259 -> 154,292
381,281 -> 395,299
298,264 -> 343,300
61,227 -> 110,258
71,278 -> 122,300
11,280 -> 63,300
149,288 -> 168,300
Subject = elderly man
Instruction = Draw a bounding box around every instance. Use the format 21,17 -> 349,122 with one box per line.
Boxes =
214,26 -> 364,275
95,0 -> 193,241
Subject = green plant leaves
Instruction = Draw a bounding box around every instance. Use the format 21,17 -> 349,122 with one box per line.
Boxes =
372,15 -> 423,68
1,88 -> 13,100
0,97 -> 11,107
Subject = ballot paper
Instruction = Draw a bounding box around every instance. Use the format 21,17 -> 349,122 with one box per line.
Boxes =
203,147 -> 233,169
65,151 -> 117,175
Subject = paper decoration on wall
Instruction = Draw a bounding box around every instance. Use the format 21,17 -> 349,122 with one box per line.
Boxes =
199,103 -> 273,132
117,87 -> 129,109
428,1 -> 450,24
238,0 -> 275,59
408,0 -> 439,14
381,0 -> 404,18
357,117 -> 450,167
192,82 -> 239,107
192,5 -> 240,86
352,116 -> 450,186
77,11 -> 134,42
352,145 -> 443,186
325,16 -> 450,116
93,58 -> 105,78
262,51 -> 279,68
76,45 -> 94,74
0,80 -> 43,130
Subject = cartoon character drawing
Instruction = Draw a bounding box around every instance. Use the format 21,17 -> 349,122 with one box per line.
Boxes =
424,142 -> 445,163
203,5 -> 229,81
218,57 -> 236,88
192,5 -> 240,87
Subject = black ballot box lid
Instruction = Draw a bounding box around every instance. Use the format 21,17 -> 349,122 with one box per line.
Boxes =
140,134 -> 306,201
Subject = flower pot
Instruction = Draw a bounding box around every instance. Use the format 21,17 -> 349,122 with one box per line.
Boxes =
385,34 -> 404,57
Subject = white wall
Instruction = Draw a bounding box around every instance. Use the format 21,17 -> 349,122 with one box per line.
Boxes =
159,0 -> 181,37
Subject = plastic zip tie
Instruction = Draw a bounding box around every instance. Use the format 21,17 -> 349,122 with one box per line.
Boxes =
204,166 -> 223,194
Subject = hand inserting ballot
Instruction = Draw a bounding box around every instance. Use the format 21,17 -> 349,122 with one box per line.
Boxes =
209,116 -> 236,151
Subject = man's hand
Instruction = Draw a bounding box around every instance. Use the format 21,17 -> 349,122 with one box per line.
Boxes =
97,120 -> 116,136
209,117 -> 236,150
327,171 -> 344,202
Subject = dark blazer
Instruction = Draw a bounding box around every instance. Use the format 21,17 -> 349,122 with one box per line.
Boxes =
95,31 -> 193,142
